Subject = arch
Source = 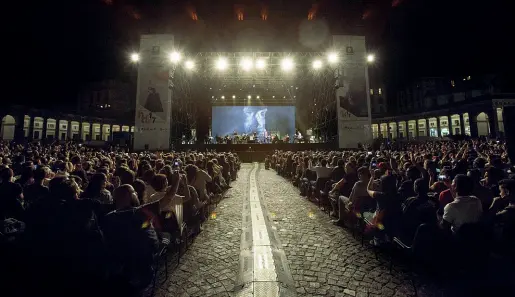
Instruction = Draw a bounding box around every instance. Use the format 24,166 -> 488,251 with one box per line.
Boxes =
102,124 -> 111,141
33,117 -> 45,139
388,122 -> 397,139
462,113 -> 470,136
439,116 -> 450,136
92,123 -> 102,141
449,114 -> 461,135
82,122 -> 91,141
372,124 -> 379,139
24,115 -> 31,137
46,118 -> 57,139
130,126 -> 135,133
417,119 -> 427,137
70,121 -> 80,140
476,112 -> 489,136
112,125 -> 121,132
121,125 -> 130,132
1,115 -> 16,140
407,120 -> 417,138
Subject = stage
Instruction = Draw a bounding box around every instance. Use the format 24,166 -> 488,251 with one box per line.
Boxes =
175,143 -> 339,162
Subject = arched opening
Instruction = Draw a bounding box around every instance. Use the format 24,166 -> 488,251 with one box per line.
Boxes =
388,122 -> 397,139
439,116 -> 450,136
407,120 -> 417,138
121,125 -> 130,132
476,112 -> 489,136
428,117 -> 438,137
372,124 -> 379,139
46,119 -> 57,139
33,117 -> 45,139
102,124 -> 111,141
417,119 -> 427,137
450,114 -> 461,135
1,115 -> 16,140
70,121 -> 80,140
92,123 -> 101,141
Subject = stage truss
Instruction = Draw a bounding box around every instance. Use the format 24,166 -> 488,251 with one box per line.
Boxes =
169,51 -> 339,146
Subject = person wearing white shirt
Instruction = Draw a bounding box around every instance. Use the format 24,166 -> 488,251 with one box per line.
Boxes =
442,174 -> 483,233
308,158 -> 332,179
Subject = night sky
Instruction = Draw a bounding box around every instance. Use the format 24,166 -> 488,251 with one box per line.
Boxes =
4,0 -> 514,110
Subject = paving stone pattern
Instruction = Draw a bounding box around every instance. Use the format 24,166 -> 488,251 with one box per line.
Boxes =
157,163 -> 443,297
155,165 -> 252,297
257,165 -> 444,297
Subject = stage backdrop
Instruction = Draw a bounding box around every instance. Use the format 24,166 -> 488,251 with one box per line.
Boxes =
212,106 -> 295,141
333,35 -> 372,148
134,34 -> 173,151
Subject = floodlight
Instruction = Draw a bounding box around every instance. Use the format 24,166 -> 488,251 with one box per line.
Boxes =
312,59 -> 323,69
247,95 -> 251,99
184,60 -> 195,70
169,52 -> 182,63
130,53 -> 139,62
281,58 -> 294,71
240,58 -> 253,71
221,96 -> 225,99
232,95 -> 236,99
256,59 -> 266,69
327,52 -> 338,64
257,96 -> 260,99
367,54 -> 375,63
216,57 -> 228,70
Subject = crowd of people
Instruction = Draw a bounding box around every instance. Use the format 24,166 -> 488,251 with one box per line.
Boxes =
270,139 -> 514,280
0,141 -> 240,297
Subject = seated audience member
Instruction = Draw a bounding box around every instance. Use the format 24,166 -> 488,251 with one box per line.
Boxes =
441,174 -> 483,233
132,179 -> 147,205
400,178 -> 437,240
494,191 -> 515,252
468,169 -> 494,212
81,172 -> 113,204
489,179 -> 515,215
398,166 -> 420,202
309,158 -> 332,180
367,173 -> 402,234
0,168 -> 24,220
188,163 -> 212,203
23,166 -> 50,208
332,166 -> 372,225
331,159 -> 346,182
103,185 -> 159,291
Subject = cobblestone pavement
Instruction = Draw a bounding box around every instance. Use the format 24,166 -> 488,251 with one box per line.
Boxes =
158,164 -> 445,297
258,165 -> 444,297
155,165 -> 251,297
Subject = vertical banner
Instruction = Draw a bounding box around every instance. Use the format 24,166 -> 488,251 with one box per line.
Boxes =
333,35 -> 372,148
134,34 -> 174,151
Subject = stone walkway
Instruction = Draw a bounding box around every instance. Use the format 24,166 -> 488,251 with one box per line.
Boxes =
157,163 -> 444,297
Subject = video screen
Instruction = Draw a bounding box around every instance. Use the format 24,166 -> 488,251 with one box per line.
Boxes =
212,106 -> 295,141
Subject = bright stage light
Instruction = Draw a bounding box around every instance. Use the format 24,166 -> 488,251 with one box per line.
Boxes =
221,96 -> 225,99
240,58 -> 253,71
232,95 -> 236,99
256,59 -> 266,69
281,58 -> 294,71
130,53 -> 139,62
247,95 -> 251,99
312,59 -> 323,69
216,57 -> 228,71
327,52 -> 338,64
367,54 -> 375,63
169,51 -> 182,63
184,60 -> 195,70
257,96 -> 260,99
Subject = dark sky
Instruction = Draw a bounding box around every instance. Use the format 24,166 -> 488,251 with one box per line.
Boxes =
4,0 -> 514,110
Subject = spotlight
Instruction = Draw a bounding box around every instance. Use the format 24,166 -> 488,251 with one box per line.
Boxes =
216,57 -> 228,70
272,96 -> 275,98
221,96 -> 225,99
256,59 -> 266,69
184,60 -> 195,70
211,96 -> 214,98
247,95 -> 251,99
257,96 -> 260,99
240,58 -> 253,71
169,51 -> 181,63
232,95 -> 236,99
367,54 -> 375,63
312,59 -> 323,69
130,53 -> 139,62
281,57 -> 294,71
327,52 -> 338,64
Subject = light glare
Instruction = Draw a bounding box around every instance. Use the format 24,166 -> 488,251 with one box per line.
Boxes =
312,60 -> 323,69
240,58 -> 253,71
130,53 -> 139,62
216,57 -> 228,70
185,60 -> 195,70
327,52 -> 338,63
169,52 -> 182,63
256,59 -> 266,69
281,58 -> 294,71
367,54 -> 375,63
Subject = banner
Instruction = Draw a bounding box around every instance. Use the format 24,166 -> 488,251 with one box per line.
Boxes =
134,34 -> 174,151
333,35 -> 372,148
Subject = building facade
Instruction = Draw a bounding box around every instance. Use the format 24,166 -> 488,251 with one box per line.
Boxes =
372,76 -> 514,139
77,80 -> 135,120
0,106 -> 134,142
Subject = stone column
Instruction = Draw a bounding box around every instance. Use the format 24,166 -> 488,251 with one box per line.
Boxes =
88,123 -> 92,141
28,116 -> 35,141
469,112 -> 479,138
55,117 -> 62,140
425,118 -> 430,137
396,122 -> 401,139
448,116 -> 453,135
415,120 -> 419,139
459,113 -> 466,135
67,120 -> 73,140
79,120 -> 84,141
109,124 -> 113,141
488,107 -> 499,138
41,117 -> 47,140
436,117 -> 441,137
